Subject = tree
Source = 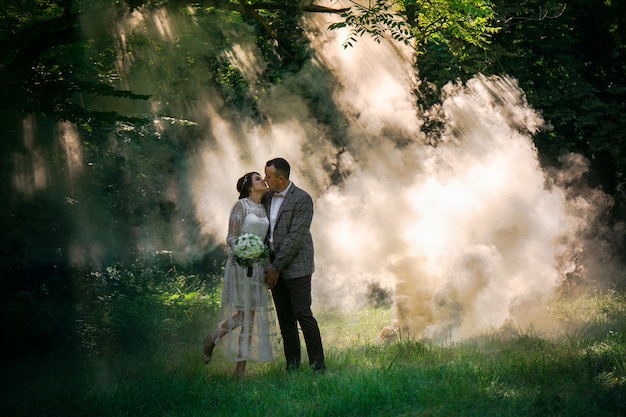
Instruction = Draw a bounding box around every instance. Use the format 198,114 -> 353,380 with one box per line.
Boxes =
0,0 -> 500,128
329,0 -> 498,52
415,0 -> 626,196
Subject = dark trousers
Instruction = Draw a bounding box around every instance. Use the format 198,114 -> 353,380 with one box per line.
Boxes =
272,275 -> 325,370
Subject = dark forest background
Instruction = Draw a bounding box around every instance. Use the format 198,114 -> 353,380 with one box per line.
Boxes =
1,0 -> 625,362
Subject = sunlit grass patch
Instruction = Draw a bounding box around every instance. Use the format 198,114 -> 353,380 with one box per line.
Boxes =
317,306 -> 392,347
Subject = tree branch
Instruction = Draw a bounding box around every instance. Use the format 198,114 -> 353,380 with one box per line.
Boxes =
187,0 -> 349,14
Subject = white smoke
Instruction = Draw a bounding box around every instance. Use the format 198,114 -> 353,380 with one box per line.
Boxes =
300,9 -> 619,341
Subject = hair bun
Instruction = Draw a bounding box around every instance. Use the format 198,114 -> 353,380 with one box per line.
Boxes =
236,176 -> 246,193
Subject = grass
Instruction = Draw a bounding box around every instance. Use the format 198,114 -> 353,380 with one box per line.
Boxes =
2,286 -> 626,416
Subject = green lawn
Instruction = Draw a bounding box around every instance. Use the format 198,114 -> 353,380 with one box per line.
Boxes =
2,281 -> 625,417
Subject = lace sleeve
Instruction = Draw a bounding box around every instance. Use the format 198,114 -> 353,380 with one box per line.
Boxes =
226,199 -> 246,249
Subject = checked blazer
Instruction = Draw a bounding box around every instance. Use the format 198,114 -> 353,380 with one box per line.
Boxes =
262,183 -> 315,280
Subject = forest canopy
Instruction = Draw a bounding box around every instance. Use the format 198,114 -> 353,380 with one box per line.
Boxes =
2,1 -> 624,190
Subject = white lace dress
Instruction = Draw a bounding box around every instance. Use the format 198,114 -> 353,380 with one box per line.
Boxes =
217,198 -> 279,362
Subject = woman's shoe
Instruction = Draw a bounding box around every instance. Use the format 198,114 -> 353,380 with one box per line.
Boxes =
201,334 -> 215,364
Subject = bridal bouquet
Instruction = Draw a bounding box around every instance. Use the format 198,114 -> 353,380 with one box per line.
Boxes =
232,233 -> 270,276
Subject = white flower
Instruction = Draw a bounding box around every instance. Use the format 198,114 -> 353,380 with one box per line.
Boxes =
232,233 -> 269,268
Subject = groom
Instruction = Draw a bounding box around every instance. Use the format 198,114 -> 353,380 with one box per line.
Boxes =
262,157 -> 325,372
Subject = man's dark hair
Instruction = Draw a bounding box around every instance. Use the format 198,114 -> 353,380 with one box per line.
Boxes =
266,157 -> 290,179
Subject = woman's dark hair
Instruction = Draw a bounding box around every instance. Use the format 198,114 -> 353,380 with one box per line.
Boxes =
266,157 -> 290,179
236,172 -> 259,199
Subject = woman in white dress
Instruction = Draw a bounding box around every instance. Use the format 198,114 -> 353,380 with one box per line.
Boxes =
202,172 -> 278,378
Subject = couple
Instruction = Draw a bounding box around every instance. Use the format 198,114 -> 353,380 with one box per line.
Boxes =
202,157 -> 325,378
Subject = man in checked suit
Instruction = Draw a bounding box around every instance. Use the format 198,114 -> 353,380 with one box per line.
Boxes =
263,157 -> 325,372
